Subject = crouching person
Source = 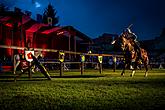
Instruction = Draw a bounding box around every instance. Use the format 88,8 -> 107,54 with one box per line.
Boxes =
14,51 -> 29,74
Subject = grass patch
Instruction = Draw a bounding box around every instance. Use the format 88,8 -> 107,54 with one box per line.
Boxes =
0,69 -> 165,109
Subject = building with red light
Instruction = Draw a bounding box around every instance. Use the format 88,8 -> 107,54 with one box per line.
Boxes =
0,9 -> 93,60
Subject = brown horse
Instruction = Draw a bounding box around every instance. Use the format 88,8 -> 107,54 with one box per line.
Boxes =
112,33 -> 149,77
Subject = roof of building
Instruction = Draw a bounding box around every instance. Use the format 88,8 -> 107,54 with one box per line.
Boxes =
0,10 -> 92,43
60,26 -> 93,43
26,23 -> 48,33
41,27 -> 61,34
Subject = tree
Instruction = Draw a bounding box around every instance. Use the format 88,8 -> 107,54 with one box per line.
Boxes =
42,3 -> 59,26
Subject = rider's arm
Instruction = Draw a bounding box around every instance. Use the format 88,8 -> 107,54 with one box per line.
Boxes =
132,33 -> 137,41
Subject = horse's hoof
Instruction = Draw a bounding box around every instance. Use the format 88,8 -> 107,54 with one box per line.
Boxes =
144,74 -> 147,77
121,75 -> 124,77
121,73 -> 124,76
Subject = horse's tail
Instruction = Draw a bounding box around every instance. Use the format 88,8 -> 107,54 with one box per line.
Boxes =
141,49 -> 149,65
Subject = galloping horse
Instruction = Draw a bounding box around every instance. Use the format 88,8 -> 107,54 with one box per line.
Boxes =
112,33 -> 149,77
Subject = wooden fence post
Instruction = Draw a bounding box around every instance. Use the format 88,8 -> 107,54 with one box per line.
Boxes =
113,56 -> 116,72
80,62 -> 84,75
98,55 -> 103,74
28,62 -> 32,79
99,62 -> 102,74
80,54 -> 85,75
59,50 -> 65,77
60,62 -> 64,77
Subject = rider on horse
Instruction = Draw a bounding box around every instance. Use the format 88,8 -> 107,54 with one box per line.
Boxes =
123,28 -> 143,69
124,28 -> 142,60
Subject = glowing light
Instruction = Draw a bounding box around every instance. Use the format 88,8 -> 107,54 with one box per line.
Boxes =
35,2 -> 41,8
57,31 -> 64,35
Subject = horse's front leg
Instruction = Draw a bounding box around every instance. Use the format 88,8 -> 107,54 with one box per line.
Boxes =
130,62 -> 136,77
121,63 -> 127,76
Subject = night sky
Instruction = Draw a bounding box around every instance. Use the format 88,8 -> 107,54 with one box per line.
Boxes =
1,0 -> 165,40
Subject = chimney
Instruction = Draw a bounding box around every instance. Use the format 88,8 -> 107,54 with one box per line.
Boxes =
36,14 -> 42,23
14,7 -> 22,22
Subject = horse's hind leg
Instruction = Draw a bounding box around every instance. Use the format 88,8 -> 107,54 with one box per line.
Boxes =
121,70 -> 125,76
145,72 -> 148,77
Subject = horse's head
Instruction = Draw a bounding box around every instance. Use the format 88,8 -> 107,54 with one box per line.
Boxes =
119,34 -> 128,51
111,33 -> 129,51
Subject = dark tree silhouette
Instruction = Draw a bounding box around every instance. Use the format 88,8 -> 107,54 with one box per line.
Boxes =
42,3 -> 59,26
